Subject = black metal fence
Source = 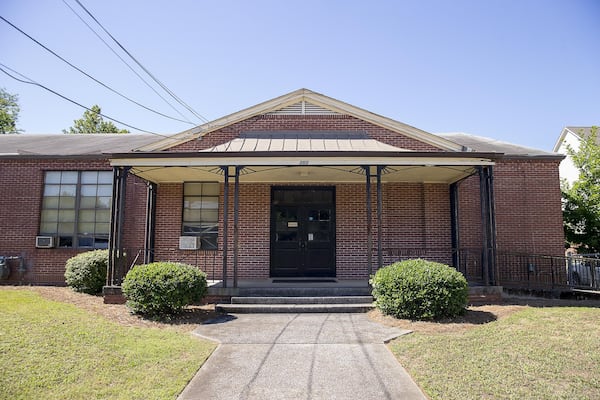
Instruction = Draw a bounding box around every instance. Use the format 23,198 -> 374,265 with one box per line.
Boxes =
112,248 -> 221,284
386,247 -> 600,291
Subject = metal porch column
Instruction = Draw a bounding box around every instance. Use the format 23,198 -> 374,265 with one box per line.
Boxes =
144,182 -> 157,264
233,166 -> 242,288
485,166 -> 498,285
450,182 -> 460,268
362,166 -> 373,278
376,166 -> 384,269
107,166 -> 129,286
221,166 -> 230,288
478,166 -> 497,285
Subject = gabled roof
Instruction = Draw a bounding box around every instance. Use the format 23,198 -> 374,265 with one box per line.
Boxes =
440,132 -> 563,158
553,126 -> 599,152
137,88 -> 464,152
0,134 -> 158,157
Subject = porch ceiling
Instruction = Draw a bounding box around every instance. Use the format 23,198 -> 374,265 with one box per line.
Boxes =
112,151 -> 497,184
125,164 -> 480,184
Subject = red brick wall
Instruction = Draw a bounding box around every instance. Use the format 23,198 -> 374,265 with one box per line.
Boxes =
457,174 -> 483,249
145,161 -> 563,279
0,129 -> 565,286
149,181 -> 454,280
456,161 -> 564,257
493,160 -> 564,256
169,115 -> 443,152
0,158 -> 145,285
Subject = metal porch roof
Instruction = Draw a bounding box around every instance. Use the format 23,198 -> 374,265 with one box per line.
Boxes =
201,131 -> 409,153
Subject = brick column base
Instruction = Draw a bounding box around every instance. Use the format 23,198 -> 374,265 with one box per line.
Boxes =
103,285 -> 126,304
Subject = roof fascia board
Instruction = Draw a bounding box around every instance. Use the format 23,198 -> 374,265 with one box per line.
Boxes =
111,154 -> 496,167
0,154 -> 108,160
501,154 -> 565,161
137,89 -> 464,152
552,127 -> 572,153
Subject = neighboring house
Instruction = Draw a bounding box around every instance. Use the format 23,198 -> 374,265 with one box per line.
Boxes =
553,126 -> 598,186
0,89 -> 565,294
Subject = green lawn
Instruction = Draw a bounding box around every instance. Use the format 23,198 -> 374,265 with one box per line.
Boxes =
0,289 -> 216,400
390,306 -> 600,400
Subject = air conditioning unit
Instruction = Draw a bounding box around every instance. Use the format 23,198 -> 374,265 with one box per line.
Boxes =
179,236 -> 201,250
36,236 -> 55,248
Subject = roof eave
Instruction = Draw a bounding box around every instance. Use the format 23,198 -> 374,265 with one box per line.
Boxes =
110,150 -> 502,160
501,154 -> 565,161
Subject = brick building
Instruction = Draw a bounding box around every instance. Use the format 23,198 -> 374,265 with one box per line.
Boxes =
0,89 -> 565,291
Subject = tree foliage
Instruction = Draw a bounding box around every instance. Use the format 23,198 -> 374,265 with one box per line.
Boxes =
63,105 -> 129,134
0,87 -> 21,134
562,126 -> 600,252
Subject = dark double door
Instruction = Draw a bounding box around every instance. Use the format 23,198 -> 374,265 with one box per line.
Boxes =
270,187 -> 336,277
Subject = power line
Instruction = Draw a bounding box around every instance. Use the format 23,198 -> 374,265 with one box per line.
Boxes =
0,15 -> 194,126
60,0 -> 197,125
0,63 -> 171,137
70,0 -> 209,123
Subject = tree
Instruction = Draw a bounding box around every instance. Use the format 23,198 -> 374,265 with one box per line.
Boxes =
0,87 -> 21,134
63,105 -> 129,134
562,126 -> 600,253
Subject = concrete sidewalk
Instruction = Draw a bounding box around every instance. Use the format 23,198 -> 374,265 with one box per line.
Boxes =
178,313 -> 426,400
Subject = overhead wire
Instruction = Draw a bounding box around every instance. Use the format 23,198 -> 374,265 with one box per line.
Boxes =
60,0 -> 197,124
70,0 -> 209,123
0,62 -> 171,137
0,15 -> 194,126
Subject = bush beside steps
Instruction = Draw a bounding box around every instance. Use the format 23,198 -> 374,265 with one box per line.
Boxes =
64,249 -> 108,295
122,262 -> 207,317
370,258 -> 468,320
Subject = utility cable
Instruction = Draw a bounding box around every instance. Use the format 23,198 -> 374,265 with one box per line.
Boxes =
71,0 -> 209,123
0,15 -> 194,125
0,63 -> 170,137
61,0 -> 197,124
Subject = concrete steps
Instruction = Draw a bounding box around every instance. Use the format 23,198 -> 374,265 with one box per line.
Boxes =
235,287 -> 372,297
214,286 -> 504,313
217,295 -> 374,313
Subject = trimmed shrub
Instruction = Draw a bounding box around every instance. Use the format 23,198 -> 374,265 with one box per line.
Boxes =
370,258 -> 468,320
122,262 -> 207,317
64,249 -> 109,294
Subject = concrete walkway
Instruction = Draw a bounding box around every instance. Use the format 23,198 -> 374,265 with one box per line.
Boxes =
178,313 -> 426,400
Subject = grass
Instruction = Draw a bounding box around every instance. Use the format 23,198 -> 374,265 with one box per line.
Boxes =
389,306 -> 600,400
0,289 -> 216,400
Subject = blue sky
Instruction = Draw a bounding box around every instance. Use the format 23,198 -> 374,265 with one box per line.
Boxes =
1,0 -> 598,150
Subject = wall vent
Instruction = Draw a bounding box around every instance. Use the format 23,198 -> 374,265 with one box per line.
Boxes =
268,101 -> 340,115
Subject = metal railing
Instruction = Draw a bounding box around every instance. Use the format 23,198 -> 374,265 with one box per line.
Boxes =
110,246 -> 600,291
566,254 -> 600,289
113,247 -> 222,284
385,247 -> 600,291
